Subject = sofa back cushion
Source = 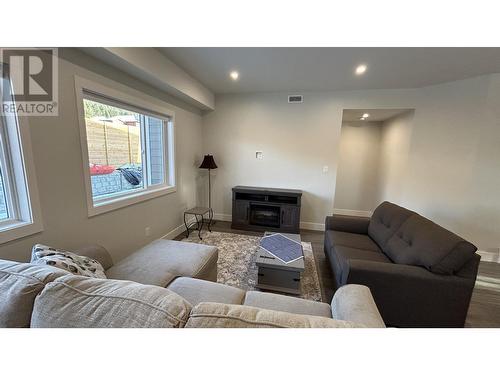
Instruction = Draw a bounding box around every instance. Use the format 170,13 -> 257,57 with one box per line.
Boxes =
185,302 -> 362,328
384,214 -> 477,275
368,201 -> 414,249
0,260 -> 69,327
31,275 -> 192,328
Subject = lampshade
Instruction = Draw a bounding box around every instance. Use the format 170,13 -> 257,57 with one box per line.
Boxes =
199,154 -> 218,169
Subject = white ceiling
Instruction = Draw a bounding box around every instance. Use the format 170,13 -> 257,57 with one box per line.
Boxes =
158,48 -> 500,94
342,109 -> 412,122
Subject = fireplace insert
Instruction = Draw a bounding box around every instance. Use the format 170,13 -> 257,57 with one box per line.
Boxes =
249,204 -> 280,228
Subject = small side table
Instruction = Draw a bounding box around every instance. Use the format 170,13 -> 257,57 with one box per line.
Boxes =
184,207 -> 213,240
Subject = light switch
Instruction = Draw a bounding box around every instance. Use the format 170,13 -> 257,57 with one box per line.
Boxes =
323,166 -> 329,173
256,151 -> 263,160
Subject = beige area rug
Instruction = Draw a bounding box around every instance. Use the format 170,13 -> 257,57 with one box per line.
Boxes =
182,230 -> 322,302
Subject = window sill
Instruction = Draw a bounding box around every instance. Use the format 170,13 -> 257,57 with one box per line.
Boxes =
0,220 -> 43,245
88,184 -> 176,217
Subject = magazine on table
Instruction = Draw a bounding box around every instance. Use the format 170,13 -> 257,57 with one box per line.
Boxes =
259,233 -> 304,264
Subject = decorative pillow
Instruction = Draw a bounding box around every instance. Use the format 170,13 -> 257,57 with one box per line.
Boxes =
31,244 -> 107,279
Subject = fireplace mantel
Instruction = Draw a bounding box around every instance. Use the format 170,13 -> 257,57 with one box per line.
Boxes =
231,186 -> 302,233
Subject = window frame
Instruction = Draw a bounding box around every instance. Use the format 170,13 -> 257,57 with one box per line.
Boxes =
0,64 -> 43,244
74,76 -> 176,217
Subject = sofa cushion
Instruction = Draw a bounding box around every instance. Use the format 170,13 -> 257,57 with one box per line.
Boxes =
325,230 -> 381,253
333,246 -> 392,286
167,277 -> 245,306
31,244 -> 107,278
106,239 -> 218,286
368,201 -> 414,249
31,275 -> 192,328
384,214 -> 477,275
185,303 -> 361,328
0,260 -> 69,327
335,246 -> 391,267
244,291 -> 332,318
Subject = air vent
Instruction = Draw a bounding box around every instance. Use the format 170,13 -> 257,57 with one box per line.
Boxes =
288,95 -> 303,104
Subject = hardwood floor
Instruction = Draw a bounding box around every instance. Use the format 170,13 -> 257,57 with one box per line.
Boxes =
177,220 -> 500,327
465,261 -> 500,327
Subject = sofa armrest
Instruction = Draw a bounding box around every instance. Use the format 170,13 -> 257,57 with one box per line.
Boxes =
345,260 -> 475,327
331,284 -> 385,327
325,214 -> 370,234
73,245 -> 113,270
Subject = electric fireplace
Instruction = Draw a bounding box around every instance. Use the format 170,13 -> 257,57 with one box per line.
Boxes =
231,186 -> 302,233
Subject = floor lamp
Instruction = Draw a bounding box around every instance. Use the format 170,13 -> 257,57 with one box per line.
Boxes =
199,154 -> 218,222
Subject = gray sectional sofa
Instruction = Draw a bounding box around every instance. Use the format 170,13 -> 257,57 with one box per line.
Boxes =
0,240 -> 385,328
324,201 -> 480,328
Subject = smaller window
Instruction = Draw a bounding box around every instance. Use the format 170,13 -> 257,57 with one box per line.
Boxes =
76,77 -> 176,216
0,68 -> 43,242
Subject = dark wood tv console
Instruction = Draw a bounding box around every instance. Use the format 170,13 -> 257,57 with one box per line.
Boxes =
231,186 -> 302,233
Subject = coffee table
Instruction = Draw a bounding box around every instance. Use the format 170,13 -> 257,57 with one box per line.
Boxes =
256,232 -> 305,295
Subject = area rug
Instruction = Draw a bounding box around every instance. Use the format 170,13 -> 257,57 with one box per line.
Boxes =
181,230 -> 322,302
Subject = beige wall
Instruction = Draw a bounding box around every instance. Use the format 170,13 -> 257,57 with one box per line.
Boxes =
377,111 -> 414,204
0,49 -> 203,263
201,93 -> 344,229
333,122 -> 382,213
202,74 -> 500,251
201,89 -> 423,229
385,76 -> 500,251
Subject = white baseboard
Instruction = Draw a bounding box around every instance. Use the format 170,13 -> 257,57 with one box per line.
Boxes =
477,248 -> 500,263
299,221 -> 325,231
213,213 -> 232,222
333,208 -> 372,217
162,223 -> 188,240
162,217 -> 197,240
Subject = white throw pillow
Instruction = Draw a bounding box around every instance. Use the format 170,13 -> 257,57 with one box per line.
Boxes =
31,244 -> 107,279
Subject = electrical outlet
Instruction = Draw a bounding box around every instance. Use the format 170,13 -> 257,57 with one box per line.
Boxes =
322,166 -> 329,173
256,151 -> 263,160
145,227 -> 151,237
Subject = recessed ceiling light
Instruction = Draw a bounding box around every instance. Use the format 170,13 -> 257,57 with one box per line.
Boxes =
355,64 -> 367,75
362,113 -> 370,118
230,71 -> 239,80
360,117 -> 365,121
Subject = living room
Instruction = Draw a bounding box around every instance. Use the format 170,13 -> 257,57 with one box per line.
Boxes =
1,1 -> 499,374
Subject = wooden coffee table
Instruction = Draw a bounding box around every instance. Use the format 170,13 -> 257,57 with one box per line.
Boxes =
255,232 -> 304,295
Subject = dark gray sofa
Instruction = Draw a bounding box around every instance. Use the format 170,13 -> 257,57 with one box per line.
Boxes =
324,201 -> 480,327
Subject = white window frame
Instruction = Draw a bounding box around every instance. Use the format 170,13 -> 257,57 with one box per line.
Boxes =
0,65 -> 43,244
74,76 -> 176,217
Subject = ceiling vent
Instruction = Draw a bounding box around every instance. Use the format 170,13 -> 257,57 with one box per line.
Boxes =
288,95 -> 303,104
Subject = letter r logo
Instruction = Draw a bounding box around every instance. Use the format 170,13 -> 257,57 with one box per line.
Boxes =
1,48 -> 54,101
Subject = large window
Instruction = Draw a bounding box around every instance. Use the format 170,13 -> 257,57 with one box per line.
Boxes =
0,66 -> 43,243
75,77 -> 175,216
